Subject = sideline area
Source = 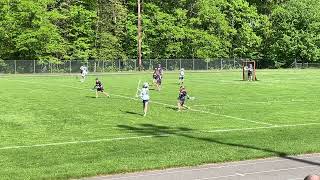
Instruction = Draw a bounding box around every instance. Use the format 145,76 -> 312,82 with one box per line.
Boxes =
84,154 -> 320,180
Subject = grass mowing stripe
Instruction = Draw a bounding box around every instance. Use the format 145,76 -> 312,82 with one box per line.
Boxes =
1,123 -> 319,151
6,78 -> 273,126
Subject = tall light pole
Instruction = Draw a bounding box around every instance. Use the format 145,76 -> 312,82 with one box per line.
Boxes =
137,0 -> 142,70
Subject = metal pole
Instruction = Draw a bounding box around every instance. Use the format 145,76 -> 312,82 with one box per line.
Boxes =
220,59 -> 223,70
68,61 -> 71,73
193,59 -> 195,70
33,60 -> 36,73
14,60 -> 16,74
137,0 -> 142,70
179,59 -> 181,70
149,59 -> 152,70
118,59 -> 121,71
166,59 -> 168,70
102,60 -> 105,72
206,61 -> 208,70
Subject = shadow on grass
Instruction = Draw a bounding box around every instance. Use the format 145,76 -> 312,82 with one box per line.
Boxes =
120,110 -> 143,117
85,95 -> 96,99
165,106 -> 178,111
117,123 -> 320,167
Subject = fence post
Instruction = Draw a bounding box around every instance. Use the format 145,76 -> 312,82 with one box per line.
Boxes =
166,59 -> 168,70
179,59 -> 181,70
149,59 -> 152,70
220,59 -> 223,70
102,60 -> 105,72
14,60 -> 17,74
206,60 -> 209,70
193,59 -> 195,70
33,60 -> 36,73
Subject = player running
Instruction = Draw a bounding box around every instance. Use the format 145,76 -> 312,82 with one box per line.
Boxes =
138,82 -> 150,116
179,68 -> 185,85
80,65 -> 88,82
93,78 -> 110,98
155,70 -> 162,91
177,86 -> 189,111
152,68 -> 157,85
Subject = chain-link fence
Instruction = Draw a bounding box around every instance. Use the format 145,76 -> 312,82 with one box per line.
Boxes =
0,59 -> 244,74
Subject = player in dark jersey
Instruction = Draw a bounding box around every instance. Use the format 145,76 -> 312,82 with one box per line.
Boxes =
155,72 -> 162,91
152,68 -> 157,85
177,86 -> 188,111
93,78 -> 110,98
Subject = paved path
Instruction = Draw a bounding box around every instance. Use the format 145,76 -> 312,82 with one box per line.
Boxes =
84,154 -> 320,180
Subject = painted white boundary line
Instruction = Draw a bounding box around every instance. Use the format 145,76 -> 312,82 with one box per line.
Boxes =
0,134 -> 170,150
112,94 -> 273,126
1,123 -> 320,151
202,122 -> 320,133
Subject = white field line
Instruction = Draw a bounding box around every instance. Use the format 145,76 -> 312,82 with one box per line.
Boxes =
1,123 -> 320,151
95,155 -> 320,180
192,99 -> 318,107
202,122 -> 320,133
0,134 -> 170,150
195,165 -> 317,180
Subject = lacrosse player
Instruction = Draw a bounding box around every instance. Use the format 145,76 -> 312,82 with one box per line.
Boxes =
93,78 -> 110,98
179,68 -> 185,85
80,65 -> 88,82
138,82 -> 150,116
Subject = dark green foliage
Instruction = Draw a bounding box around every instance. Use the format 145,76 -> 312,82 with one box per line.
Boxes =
0,0 -> 319,67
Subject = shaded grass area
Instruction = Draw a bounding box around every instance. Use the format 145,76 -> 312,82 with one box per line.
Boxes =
0,69 -> 319,179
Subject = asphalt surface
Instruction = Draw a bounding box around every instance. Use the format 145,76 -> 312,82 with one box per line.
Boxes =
84,154 -> 320,180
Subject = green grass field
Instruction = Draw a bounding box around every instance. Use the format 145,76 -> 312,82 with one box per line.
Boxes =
0,69 -> 320,179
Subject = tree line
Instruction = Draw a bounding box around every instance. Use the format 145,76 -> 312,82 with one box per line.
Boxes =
0,0 -> 319,68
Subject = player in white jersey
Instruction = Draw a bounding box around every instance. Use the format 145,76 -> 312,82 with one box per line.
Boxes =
138,82 -> 150,116
179,68 -> 185,85
80,65 -> 88,82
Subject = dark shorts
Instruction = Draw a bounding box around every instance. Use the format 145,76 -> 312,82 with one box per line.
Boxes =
153,75 -> 157,79
80,70 -> 83,74
179,76 -> 184,80
248,71 -> 252,76
143,100 -> 149,105
179,99 -> 185,106
97,87 -> 104,92
157,79 -> 162,85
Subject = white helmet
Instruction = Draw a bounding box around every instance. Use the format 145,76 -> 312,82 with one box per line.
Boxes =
143,82 -> 149,88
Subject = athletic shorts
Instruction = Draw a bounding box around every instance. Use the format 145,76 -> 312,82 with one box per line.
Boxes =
143,100 -> 149,106
97,87 -> 104,92
157,79 -> 162,85
248,71 -> 252,76
179,99 -> 185,106
179,76 -> 184,80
